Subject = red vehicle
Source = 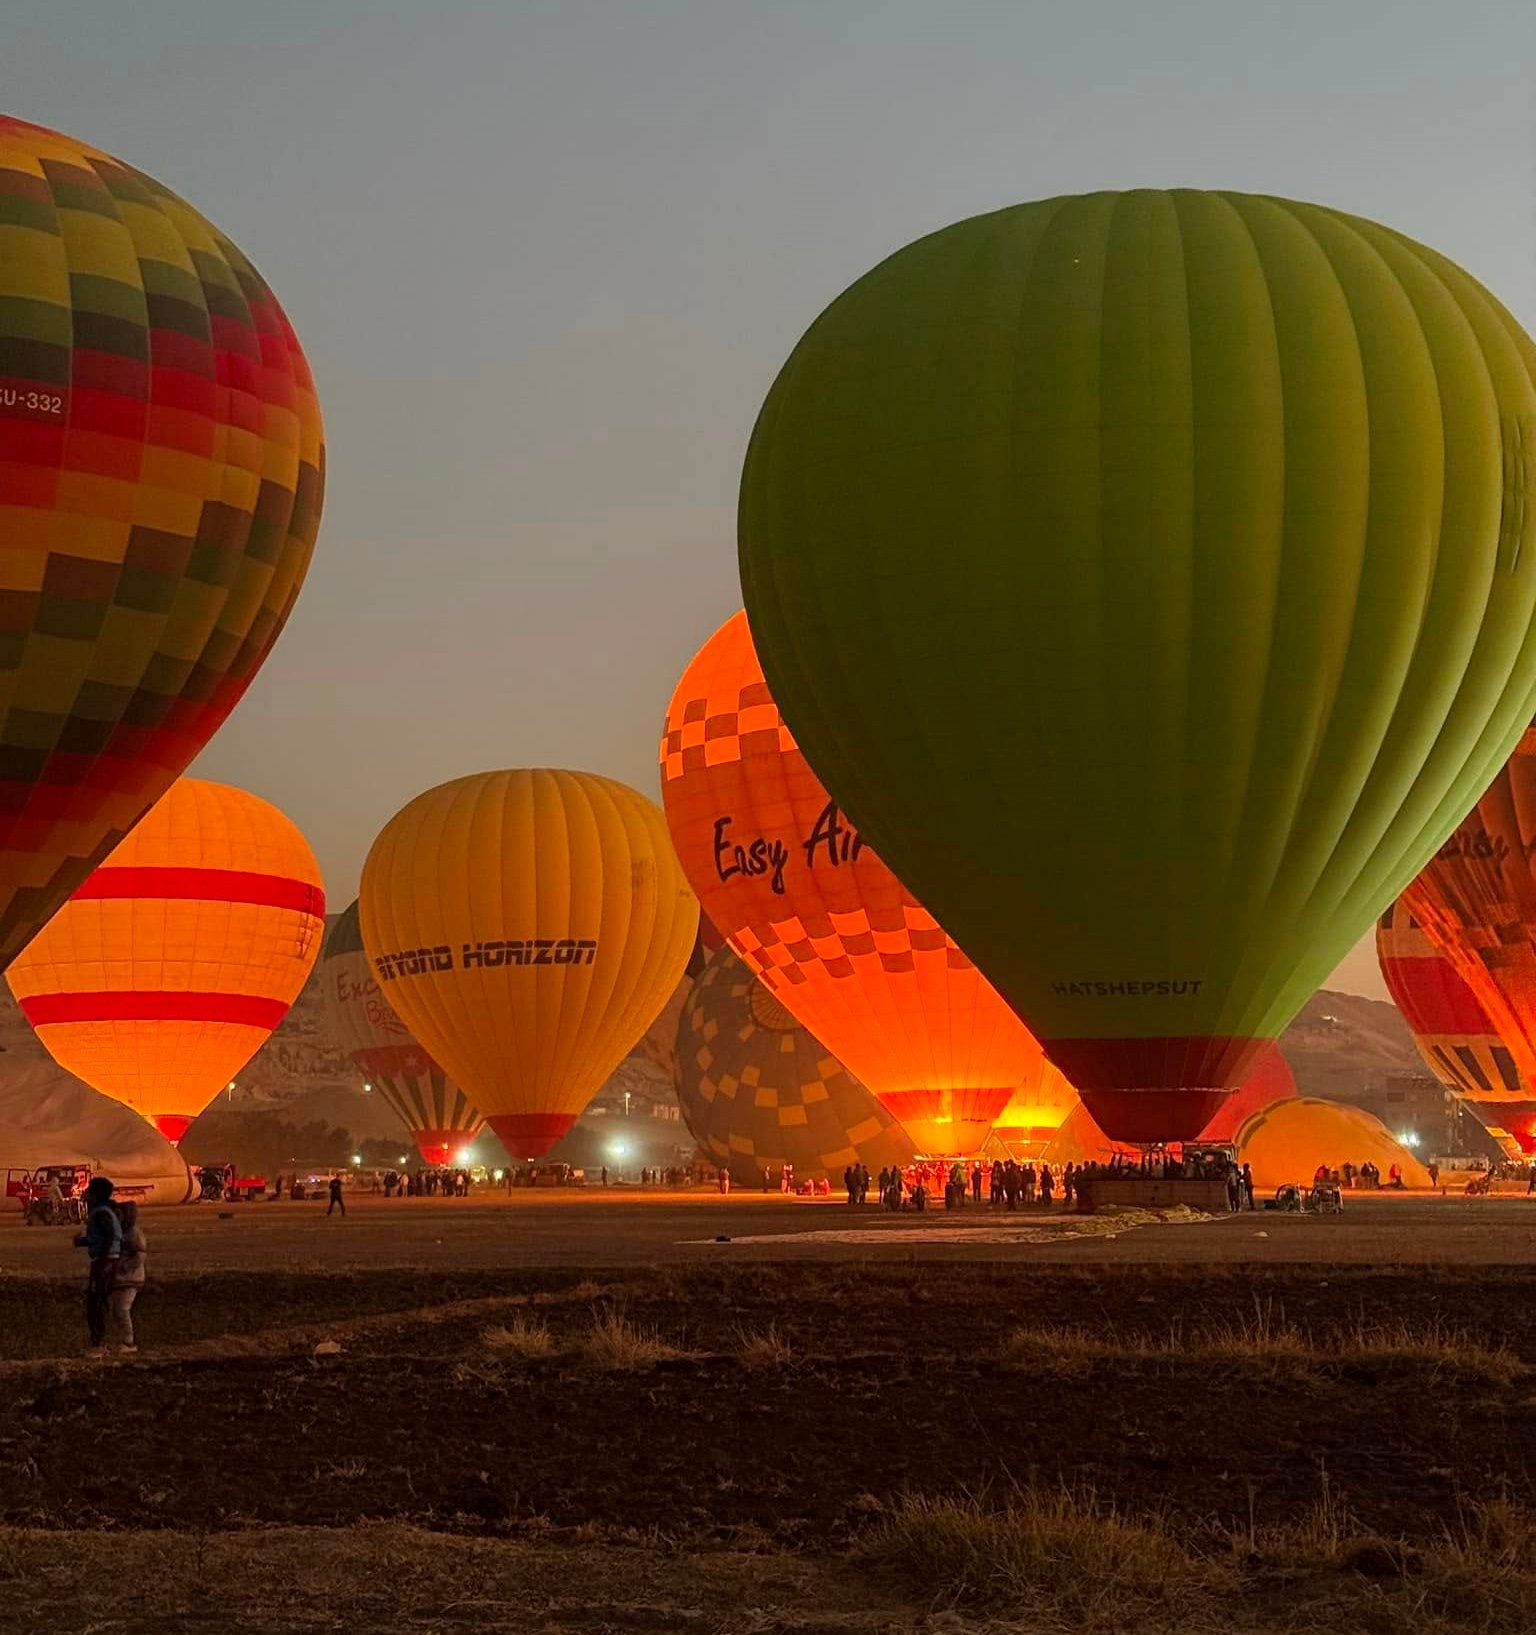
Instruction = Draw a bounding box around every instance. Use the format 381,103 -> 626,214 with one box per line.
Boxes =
196,1162 -> 267,1202
7,1164 -> 90,1225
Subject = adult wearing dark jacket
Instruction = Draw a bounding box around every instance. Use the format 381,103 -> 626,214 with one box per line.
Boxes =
74,1176 -> 120,1357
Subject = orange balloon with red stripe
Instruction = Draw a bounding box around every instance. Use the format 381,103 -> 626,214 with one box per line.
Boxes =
661,612 -> 1054,1155
6,778 -> 325,1143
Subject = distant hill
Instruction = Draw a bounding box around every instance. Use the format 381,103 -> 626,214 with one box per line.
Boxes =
0,924 -> 1429,1157
1279,988 -> 1425,1100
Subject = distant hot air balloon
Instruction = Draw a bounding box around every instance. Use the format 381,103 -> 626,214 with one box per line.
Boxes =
321,901 -> 482,1166
6,778 -> 325,1141
0,116 -> 323,969
359,770 -> 698,1158
662,612 -> 1056,1155
676,943 -> 915,1187
1376,898 -> 1534,1155
740,189 -> 1536,1144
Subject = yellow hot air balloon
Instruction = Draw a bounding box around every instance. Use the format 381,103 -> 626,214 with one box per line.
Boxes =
359,770 -> 698,1157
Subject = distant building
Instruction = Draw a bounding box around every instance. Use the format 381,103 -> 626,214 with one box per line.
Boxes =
1348,1071 -> 1500,1162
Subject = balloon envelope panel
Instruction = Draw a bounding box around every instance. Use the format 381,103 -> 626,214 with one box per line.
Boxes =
6,777 -> 325,1136
739,188 -> 1536,1144
359,769 -> 699,1158
662,611 -> 1046,1154
0,116 -> 324,968
1377,898 -> 1536,1154
675,943 -> 914,1186
321,900 -> 482,1165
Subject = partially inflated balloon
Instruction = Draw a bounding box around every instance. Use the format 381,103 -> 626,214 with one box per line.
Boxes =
741,189 -> 1536,1143
675,943 -> 914,1187
322,901 -> 482,1166
662,611 -> 1054,1153
0,117 -> 324,967
6,778 -> 325,1140
1377,898 -> 1535,1155
359,770 -> 698,1158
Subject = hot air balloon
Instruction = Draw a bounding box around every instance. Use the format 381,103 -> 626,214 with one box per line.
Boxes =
359,770 -> 698,1158
662,612 -> 1054,1154
1194,1044 -> 1299,1145
740,189 -> 1536,1144
6,778 -> 325,1141
1376,899 -> 1534,1155
321,901 -> 482,1166
0,116 -> 323,968
676,943 -> 914,1187
1234,1098 -> 1431,1191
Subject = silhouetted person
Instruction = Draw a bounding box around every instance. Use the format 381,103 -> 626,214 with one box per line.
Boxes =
327,1174 -> 346,1217
74,1176 -> 119,1357
1242,1162 -> 1256,1210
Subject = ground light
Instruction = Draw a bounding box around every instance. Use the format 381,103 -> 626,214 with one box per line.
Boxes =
351,1155 -> 361,1166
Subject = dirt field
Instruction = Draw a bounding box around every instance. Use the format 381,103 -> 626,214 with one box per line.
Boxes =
6,1192 -> 1536,1632
7,1186 -> 1536,1275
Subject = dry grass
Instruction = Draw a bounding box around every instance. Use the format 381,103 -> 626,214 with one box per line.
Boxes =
580,1312 -> 690,1370
482,1316 -> 560,1360
998,1300 -> 1522,1387
735,1324 -> 795,1369
860,1488 -> 1229,1628
863,1488 -> 1536,1633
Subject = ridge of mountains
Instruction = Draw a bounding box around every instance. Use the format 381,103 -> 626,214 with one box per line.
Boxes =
0,922 -> 1428,1148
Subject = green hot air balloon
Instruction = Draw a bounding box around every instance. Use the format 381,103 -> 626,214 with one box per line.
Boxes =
739,189 -> 1536,1143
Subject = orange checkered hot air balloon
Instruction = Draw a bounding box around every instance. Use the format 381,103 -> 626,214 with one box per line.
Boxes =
0,117 -> 324,970
661,611 -> 1060,1156
6,777 -> 325,1142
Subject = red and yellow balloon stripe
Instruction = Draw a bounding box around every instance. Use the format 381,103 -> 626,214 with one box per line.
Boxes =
7,777 -> 324,1140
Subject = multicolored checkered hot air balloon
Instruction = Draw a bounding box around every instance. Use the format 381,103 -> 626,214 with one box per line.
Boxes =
322,900 -> 482,1167
661,611 -> 1052,1156
6,777 -> 325,1141
675,943 -> 914,1188
0,115 -> 323,967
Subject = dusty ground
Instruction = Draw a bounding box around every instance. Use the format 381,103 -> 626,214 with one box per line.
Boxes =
6,1186 -> 1536,1275
5,1193 -> 1536,1632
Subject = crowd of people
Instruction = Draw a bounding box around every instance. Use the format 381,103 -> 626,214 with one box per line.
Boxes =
818,1151 -> 1266,1213
382,1167 -> 472,1198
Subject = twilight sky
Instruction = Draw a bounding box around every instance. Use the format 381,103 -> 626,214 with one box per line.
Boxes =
11,0 -> 1536,1001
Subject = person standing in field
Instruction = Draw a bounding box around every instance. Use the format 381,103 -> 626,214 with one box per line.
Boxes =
327,1173 -> 346,1217
74,1176 -> 120,1358
110,1201 -> 147,1352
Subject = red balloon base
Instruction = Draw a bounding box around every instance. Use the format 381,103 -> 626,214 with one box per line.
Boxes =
1078,1087 -> 1234,1146
413,1133 -> 458,1167
153,1112 -> 194,1145
487,1112 -> 578,1159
